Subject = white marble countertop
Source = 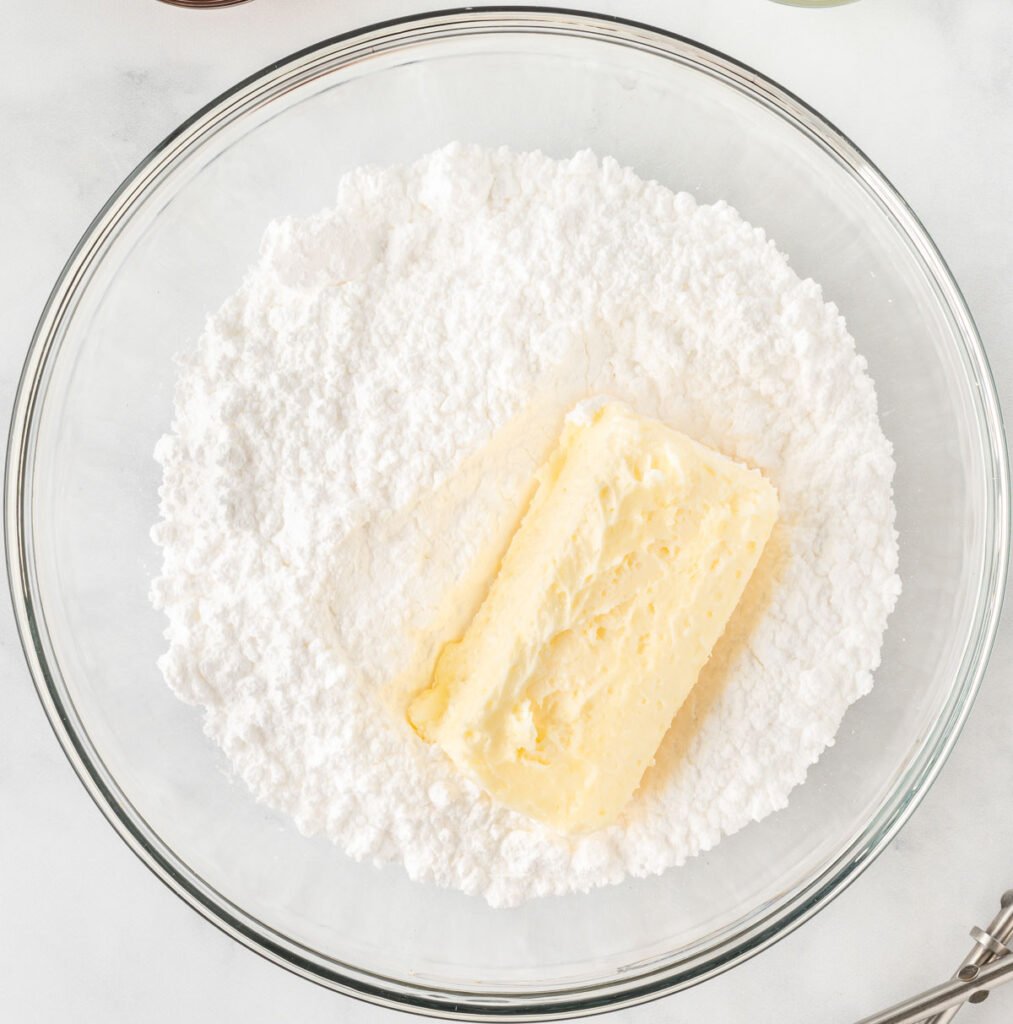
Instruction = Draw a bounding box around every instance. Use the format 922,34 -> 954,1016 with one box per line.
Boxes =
3,1 -> 1012,1021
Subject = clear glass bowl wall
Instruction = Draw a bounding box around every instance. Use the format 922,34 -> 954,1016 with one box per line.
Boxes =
7,10 -> 1007,1020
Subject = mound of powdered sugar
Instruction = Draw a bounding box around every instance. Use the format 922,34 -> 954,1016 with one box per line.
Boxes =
151,143 -> 900,907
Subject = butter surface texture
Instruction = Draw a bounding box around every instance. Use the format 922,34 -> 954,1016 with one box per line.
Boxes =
409,402 -> 778,833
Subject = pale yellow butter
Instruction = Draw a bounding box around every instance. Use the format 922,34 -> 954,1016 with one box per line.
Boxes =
409,401 -> 778,834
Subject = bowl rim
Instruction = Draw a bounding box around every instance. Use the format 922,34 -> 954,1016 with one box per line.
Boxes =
5,6 -> 1009,1020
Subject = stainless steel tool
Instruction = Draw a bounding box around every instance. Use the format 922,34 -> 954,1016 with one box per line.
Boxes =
854,891 -> 1013,1024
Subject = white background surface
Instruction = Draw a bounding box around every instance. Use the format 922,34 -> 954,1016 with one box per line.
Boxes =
2,1 -> 1011,1021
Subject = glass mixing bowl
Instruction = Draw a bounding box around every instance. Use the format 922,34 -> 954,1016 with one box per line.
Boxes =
6,9 -> 1008,1020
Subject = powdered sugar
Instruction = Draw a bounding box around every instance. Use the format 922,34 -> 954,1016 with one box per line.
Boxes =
151,143 -> 900,907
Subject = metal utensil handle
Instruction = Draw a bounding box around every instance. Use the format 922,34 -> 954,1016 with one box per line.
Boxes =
922,891 -> 1013,1024
852,954 -> 1013,1024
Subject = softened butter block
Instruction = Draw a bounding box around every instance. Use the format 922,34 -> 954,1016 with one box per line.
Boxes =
409,401 -> 778,834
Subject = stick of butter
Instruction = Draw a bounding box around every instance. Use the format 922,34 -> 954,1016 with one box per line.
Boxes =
409,401 -> 778,834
